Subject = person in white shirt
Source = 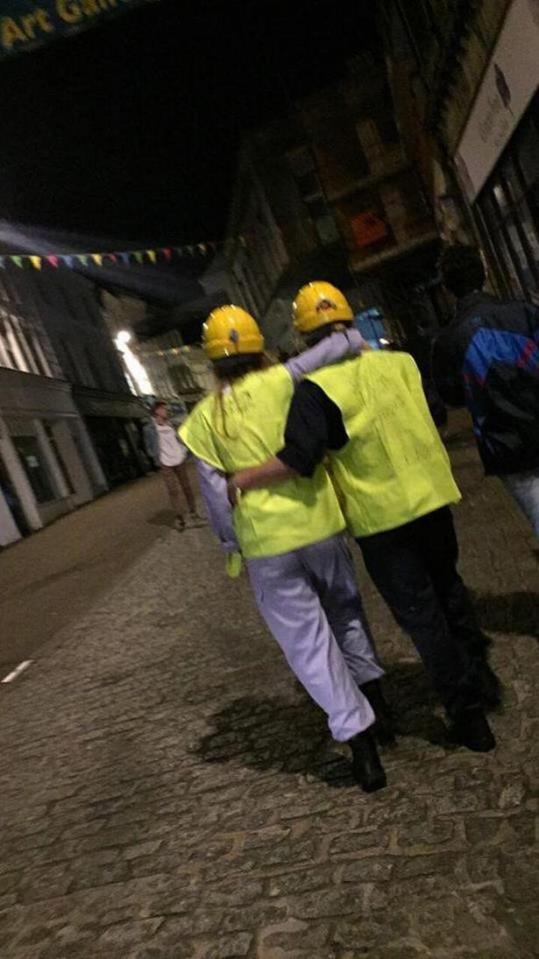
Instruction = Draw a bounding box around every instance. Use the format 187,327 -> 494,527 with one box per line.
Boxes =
144,402 -> 205,531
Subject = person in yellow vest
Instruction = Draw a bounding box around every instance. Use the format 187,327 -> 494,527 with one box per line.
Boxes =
229,283 -> 500,753
180,304 -> 389,793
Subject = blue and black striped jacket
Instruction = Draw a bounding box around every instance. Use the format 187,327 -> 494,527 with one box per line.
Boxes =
433,292 -> 539,476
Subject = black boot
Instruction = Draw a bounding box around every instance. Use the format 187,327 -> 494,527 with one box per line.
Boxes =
448,705 -> 496,752
478,662 -> 503,711
348,728 -> 387,793
360,679 -> 396,746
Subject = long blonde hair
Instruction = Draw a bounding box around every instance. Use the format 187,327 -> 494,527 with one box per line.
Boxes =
211,353 -> 270,439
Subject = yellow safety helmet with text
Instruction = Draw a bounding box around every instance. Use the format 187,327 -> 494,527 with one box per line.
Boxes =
293,281 -> 354,335
202,305 -> 265,361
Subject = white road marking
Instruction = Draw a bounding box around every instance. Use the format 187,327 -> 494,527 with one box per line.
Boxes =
1,660 -> 32,684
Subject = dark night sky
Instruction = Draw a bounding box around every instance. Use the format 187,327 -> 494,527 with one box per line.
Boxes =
0,0 -> 378,248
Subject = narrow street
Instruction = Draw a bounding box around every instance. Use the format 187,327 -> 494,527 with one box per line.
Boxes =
0,417 -> 538,959
0,472 -> 181,674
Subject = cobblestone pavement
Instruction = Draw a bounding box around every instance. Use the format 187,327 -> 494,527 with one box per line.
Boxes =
0,470 -> 188,673
1,418 -> 538,959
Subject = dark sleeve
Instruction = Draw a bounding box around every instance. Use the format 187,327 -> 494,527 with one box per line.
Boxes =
525,302 -> 539,340
277,380 -> 349,477
432,332 -> 466,408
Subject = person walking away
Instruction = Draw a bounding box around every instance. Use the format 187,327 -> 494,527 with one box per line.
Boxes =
144,401 -> 205,531
180,305 -> 390,793
433,244 -> 539,537
230,282 -> 500,753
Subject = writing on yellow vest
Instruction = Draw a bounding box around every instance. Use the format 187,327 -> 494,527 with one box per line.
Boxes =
180,364 -> 344,558
307,351 -> 461,538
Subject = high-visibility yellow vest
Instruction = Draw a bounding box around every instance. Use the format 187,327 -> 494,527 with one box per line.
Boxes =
307,351 -> 461,538
180,364 -> 344,558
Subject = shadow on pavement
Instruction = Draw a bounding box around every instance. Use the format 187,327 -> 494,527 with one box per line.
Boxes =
147,509 -> 175,528
384,661 -> 449,746
473,591 -> 539,639
196,662 -> 449,787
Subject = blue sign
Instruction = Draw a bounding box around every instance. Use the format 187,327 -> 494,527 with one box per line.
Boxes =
355,308 -> 388,350
1,1 -> 158,60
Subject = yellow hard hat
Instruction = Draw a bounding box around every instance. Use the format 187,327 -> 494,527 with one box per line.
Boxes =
202,305 -> 265,361
292,281 -> 354,334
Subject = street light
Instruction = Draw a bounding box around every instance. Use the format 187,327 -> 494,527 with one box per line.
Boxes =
113,329 -> 153,395
115,329 -> 132,349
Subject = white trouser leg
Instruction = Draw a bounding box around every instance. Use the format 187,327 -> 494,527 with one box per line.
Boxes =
247,543 -> 375,742
301,533 -> 384,686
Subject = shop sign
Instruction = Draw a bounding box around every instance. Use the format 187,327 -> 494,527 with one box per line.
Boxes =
0,0 -> 157,61
455,0 -> 539,201
351,211 -> 388,248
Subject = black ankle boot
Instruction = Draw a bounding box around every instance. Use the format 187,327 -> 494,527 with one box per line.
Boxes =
479,662 -> 503,711
348,728 -> 387,793
360,679 -> 396,746
449,705 -> 496,752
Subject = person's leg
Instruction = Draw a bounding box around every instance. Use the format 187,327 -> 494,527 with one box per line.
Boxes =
247,551 -> 375,742
502,469 -> 539,536
173,463 -> 200,519
247,549 -> 386,791
161,466 -> 185,525
415,508 -> 501,708
303,533 -> 383,686
358,521 -> 495,750
302,533 -> 393,742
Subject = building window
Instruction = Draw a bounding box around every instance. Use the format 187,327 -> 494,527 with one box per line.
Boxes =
478,93 -> 539,301
1,317 -> 29,372
64,341 -> 90,386
31,334 -> 53,378
84,346 -> 104,389
0,318 -> 17,369
3,277 -> 21,306
12,435 -> 56,504
11,317 -> 40,375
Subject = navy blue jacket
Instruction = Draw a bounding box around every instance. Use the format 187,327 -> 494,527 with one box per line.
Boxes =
432,292 -> 539,476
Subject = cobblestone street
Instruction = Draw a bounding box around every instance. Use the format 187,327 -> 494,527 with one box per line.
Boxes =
1,417 -> 538,959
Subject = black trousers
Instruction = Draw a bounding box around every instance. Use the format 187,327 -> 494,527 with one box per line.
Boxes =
357,507 -> 486,716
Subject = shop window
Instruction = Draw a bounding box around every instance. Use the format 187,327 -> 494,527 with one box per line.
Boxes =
515,107 -> 539,191
336,188 -> 395,257
43,422 -> 75,495
12,435 -> 56,504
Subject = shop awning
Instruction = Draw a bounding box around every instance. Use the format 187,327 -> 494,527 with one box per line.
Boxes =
1,0 -> 158,62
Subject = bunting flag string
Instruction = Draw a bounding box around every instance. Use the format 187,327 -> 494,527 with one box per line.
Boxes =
0,236 -> 247,272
